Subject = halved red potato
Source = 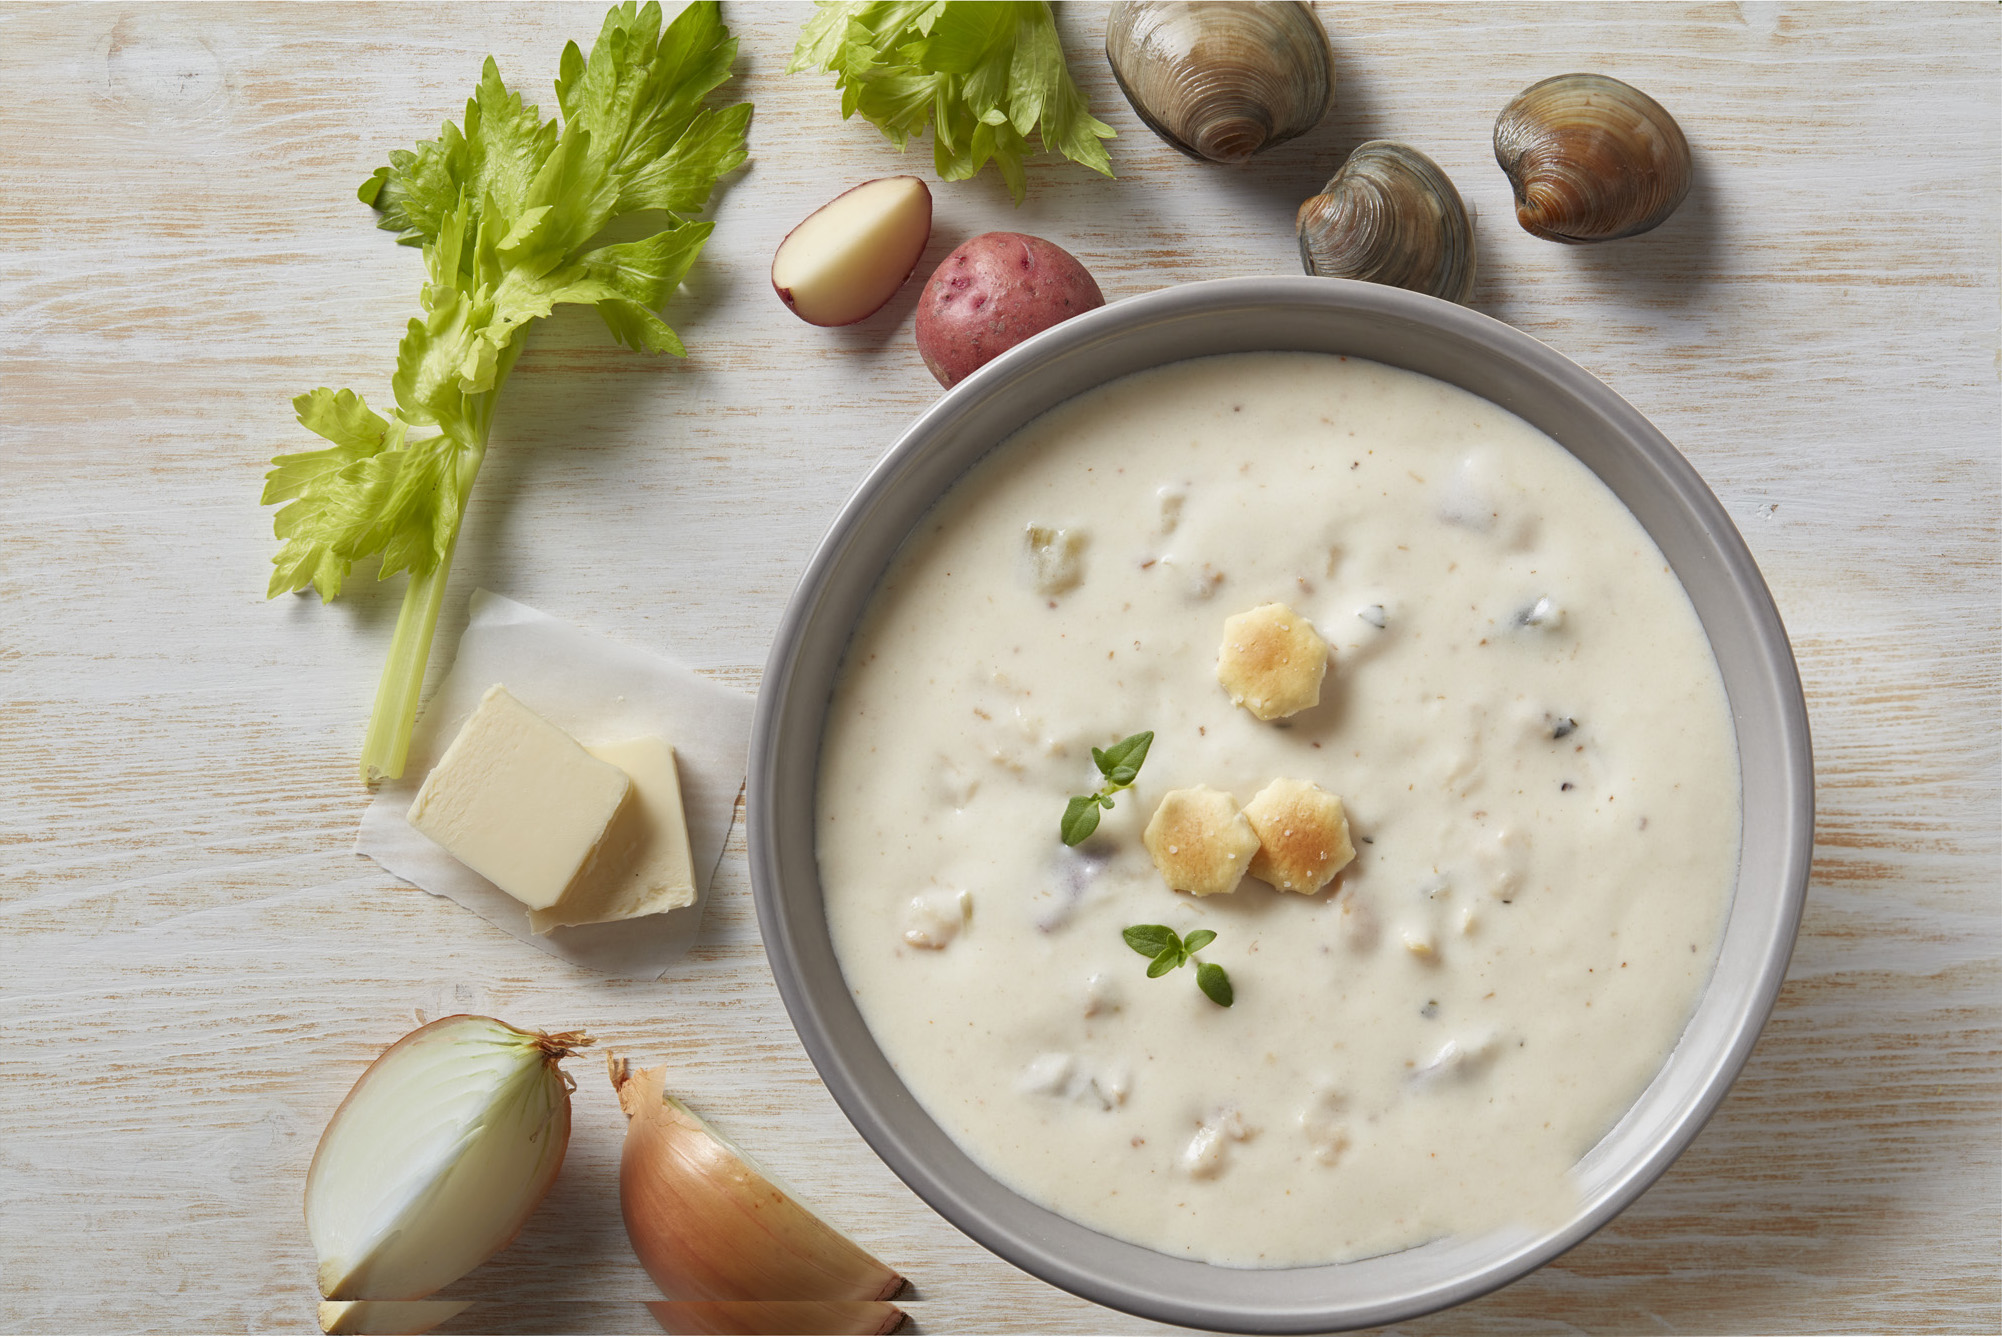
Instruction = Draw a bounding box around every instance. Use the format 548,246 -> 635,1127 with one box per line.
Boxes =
772,176 -> 934,326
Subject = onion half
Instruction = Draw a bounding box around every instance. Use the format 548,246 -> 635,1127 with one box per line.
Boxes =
307,1015 -> 586,1300
611,1057 -> 904,1305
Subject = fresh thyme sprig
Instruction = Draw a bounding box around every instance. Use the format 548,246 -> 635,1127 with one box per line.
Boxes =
1059,730 -> 1152,845
1123,924 -> 1234,1007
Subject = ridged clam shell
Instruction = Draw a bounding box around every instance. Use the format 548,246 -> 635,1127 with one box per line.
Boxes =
1494,73 -> 1693,243
1105,1 -> 1335,164
1296,141 -> 1477,304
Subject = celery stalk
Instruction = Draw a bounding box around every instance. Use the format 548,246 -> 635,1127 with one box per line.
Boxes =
259,2 -> 751,782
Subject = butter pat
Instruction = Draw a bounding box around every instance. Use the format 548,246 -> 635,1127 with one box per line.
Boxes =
529,737 -> 699,934
406,685 -> 632,911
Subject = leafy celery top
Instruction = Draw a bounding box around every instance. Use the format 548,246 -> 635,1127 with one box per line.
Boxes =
260,1 -> 750,782
788,1 -> 1113,202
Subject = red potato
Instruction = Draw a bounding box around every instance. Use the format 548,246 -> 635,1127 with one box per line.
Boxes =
772,177 -> 933,327
914,233 -> 1104,388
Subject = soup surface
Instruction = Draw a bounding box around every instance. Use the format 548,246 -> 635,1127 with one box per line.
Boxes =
817,353 -> 1739,1265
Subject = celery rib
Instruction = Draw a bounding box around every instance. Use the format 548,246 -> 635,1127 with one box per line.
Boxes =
359,540 -> 455,784
260,2 -> 751,785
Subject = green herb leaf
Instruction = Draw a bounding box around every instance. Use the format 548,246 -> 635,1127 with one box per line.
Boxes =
1125,924 -> 1236,1006
1099,730 -> 1153,776
787,0 -> 1114,204
1123,924 -> 1178,959
264,0 -> 752,783
1060,794 -> 1102,846
1058,727 -> 1154,844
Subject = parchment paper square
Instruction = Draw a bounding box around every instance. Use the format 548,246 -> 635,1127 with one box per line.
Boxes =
356,590 -> 753,978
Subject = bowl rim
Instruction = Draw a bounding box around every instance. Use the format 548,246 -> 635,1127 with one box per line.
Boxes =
748,276 -> 1813,1331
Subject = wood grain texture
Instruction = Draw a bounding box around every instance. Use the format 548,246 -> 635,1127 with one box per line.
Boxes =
2,2 -> 1997,1332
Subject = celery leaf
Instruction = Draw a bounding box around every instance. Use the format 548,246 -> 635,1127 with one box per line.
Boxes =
264,0 -> 751,781
788,0 -> 1112,203
360,59 -> 557,251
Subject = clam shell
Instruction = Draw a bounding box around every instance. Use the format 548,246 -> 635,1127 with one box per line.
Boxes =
1296,141 -> 1477,304
1494,73 -> 1693,243
1105,1 -> 1335,164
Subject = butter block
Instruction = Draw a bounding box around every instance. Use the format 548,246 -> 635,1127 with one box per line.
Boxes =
530,737 -> 699,933
406,685 -> 632,911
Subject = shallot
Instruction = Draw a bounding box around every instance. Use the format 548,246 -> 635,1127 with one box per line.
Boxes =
611,1057 -> 904,1307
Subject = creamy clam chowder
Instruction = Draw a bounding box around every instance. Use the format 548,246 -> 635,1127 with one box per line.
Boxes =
816,352 -> 1739,1265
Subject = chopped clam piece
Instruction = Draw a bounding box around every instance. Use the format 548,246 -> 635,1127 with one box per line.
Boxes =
1301,1090 -> 1351,1166
1016,1053 -> 1076,1096
1358,603 -> 1387,628
902,887 -> 969,948
1413,1032 -> 1501,1085
1088,1063 -> 1132,1110
1185,561 -> 1225,600
1183,1123 -> 1227,1179
1520,596 -> 1564,628
1477,827 -> 1529,901
934,758 -> 980,810
1037,849 -> 1104,932
1341,895 -> 1381,951
1083,971 -> 1121,1017
1030,889 -> 1073,933
1018,1052 -> 1129,1111
1181,1107 -> 1252,1180
1438,457 -> 1499,532
1440,704 -> 1487,795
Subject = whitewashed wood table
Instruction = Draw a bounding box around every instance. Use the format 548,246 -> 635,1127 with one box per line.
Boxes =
3,3 -> 1997,1333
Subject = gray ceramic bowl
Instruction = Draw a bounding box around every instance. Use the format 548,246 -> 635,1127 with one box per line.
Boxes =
749,277 -> 1812,1332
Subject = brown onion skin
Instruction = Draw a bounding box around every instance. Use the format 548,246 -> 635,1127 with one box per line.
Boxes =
644,1300 -> 905,1336
614,1060 -> 905,1305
